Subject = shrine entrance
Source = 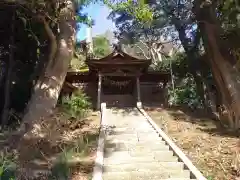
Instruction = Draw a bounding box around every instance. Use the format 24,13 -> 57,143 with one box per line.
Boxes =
86,46 -> 151,109
101,76 -> 136,107
102,76 -> 135,95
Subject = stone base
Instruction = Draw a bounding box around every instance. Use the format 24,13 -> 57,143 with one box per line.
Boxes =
137,101 -> 143,109
101,102 -> 106,111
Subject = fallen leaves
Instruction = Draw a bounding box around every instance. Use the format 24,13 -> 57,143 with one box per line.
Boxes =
148,108 -> 240,180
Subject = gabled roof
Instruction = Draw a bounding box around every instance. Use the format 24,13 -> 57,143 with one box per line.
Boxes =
86,45 -> 151,68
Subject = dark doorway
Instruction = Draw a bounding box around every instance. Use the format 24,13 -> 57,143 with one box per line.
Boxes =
102,76 -> 135,95
102,76 -> 136,107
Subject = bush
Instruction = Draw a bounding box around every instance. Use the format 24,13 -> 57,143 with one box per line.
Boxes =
151,52 -> 203,110
0,150 -> 17,180
61,90 -> 91,119
168,75 -> 203,110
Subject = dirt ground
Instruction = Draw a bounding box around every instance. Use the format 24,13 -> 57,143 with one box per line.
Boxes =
0,108 -> 100,180
146,106 -> 240,180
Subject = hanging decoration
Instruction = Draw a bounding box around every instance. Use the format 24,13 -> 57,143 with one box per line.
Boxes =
103,76 -> 131,88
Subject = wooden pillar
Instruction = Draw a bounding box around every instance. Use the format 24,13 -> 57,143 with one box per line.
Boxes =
136,76 -> 142,108
97,73 -> 102,110
163,82 -> 169,107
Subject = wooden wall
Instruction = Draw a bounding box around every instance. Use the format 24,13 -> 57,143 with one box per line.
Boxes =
61,71 -> 170,108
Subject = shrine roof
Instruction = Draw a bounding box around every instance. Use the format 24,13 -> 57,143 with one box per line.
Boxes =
86,46 -> 151,68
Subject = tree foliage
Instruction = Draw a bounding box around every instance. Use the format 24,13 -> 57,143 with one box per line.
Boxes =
93,35 -> 112,58
107,0 -> 240,129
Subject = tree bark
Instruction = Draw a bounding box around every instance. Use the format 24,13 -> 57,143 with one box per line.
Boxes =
15,1 -> 76,138
202,23 -> 240,129
173,19 -> 216,115
195,1 -> 240,129
1,13 -> 15,127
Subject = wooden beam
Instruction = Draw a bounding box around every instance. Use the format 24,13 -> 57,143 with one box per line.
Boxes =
102,72 -> 142,77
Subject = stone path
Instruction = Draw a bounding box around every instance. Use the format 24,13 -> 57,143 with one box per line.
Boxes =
101,108 -> 196,180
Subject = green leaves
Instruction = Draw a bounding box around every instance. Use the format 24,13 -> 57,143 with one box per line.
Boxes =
93,35 -> 111,58
76,15 -> 95,26
0,151 -> 17,180
105,0 -> 153,24
61,90 -> 91,119
168,75 -> 203,110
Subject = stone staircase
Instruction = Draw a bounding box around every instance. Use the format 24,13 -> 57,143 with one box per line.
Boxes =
99,108 -> 198,180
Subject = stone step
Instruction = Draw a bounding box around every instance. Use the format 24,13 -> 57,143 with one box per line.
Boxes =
161,179 -> 196,180
103,153 -> 178,164
105,115 -> 145,118
106,131 -> 159,135
106,128 -> 158,134
105,137 -> 166,147
105,142 -> 170,152
107,131 -> 157,136
105,115 -> 146,119
105,134 -> 162,142
108,126 -> 153,132
105,138 -> 166,146
106,115 -> 144,118
103,162 -> 184,172
104,150 -> 174,158
162,179 -> 196,180
105,116 -> 145,120
106,109 -> 139,114
106,128 -> 156,135
103,170 -> 191,180
104,141 -> 168,151
145,179 -> 195,180
105,123 -> 152,129
105,137 -> 162,143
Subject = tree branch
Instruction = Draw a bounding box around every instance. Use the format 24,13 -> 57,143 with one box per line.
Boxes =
37,16 -> 57,71
136,45 -> 150,59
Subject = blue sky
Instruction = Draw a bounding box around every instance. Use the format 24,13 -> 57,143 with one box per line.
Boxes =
77,3 -> 116,41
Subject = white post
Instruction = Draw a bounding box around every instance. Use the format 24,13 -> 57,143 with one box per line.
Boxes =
97,73 -> 102,110
136,77 -> 142,108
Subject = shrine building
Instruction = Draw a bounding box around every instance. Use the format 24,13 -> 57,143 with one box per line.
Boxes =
64,46 -> 170,109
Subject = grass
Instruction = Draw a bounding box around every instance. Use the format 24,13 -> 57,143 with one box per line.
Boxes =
0,149 -> 17,180
146,106 -> 240,180
0,108 -> 100,180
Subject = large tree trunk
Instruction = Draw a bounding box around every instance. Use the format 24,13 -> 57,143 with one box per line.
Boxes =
14,1 -> 76,139
202,23 -> 240,129
1,13 -> 15,127
195,1 -> 240,129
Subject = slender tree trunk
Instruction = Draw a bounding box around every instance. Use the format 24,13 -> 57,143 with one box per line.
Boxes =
0,62 -> 6,87
16,1 -> 76,137
173,20 -> 216,115
1,13 -> 15,127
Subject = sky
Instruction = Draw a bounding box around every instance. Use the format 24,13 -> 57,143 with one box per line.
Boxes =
77,3 -> 116,41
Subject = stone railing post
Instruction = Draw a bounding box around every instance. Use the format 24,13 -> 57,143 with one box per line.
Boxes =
97,73 -> 102,110
136,76 -> 142,108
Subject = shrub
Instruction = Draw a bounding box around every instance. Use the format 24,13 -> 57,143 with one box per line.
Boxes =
61,90 -> 91,119
0,150 -> 17,180
168,75 -> 203,110
152,52 -> 203,110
